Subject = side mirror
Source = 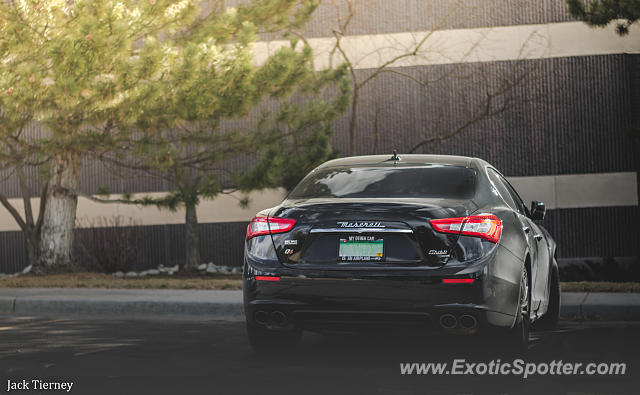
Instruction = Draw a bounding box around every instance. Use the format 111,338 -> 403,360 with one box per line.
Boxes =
530,201 -> 545,221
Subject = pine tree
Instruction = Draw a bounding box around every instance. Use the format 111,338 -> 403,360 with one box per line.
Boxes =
1,0 -> 202,269
97,14 -> 349,270
0,0 -> 327,270
567,0 -> 640,35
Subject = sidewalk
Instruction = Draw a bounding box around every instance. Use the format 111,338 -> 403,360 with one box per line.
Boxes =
1,288 -> 640,321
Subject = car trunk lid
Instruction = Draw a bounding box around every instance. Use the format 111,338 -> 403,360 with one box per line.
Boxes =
269,198 -> 476,269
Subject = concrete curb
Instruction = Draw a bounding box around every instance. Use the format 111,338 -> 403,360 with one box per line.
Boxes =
0,288 -> 244,321
575,292 -> 640,320
1,289 -> 639,321
559,292 -> 587,319
560,292 -> 640,320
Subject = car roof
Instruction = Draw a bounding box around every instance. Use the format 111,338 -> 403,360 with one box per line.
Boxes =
317,154 -> 475,169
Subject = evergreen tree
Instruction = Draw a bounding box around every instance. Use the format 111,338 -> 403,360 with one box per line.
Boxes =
1,0 -> 204,269
0,0 -> 332,270
567,0 -> 640,35
88,3 -> 349,270
102,60 -> 349,270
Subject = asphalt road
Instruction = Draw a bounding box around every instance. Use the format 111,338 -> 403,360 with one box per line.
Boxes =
1,317 -> 639,395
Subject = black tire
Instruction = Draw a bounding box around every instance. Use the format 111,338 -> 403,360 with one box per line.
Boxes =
506,265 -> 530,353
534,261 -> 560,331
246,322 -> 301,354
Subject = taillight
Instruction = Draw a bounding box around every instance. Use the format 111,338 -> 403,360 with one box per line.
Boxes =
442,278 -> 475,284
246,216 -> 296,240
430,214 -> 502,243
255,276 -> 280,281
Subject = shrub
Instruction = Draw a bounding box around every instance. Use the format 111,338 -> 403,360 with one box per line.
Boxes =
75,216 -> 145,273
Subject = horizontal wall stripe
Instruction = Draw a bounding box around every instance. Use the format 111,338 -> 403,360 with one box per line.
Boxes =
507,172 -> 638,209
1,173 -> 636,232
253,22 -> 640,70
0,188 -> 287,232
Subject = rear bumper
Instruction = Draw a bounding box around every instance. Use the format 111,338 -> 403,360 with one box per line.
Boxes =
243,247 -> 521,333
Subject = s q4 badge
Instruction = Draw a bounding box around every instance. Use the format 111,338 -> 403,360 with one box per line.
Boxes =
428,249 -> 449,256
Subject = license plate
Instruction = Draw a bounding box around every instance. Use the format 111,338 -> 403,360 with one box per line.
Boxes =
338,236 -> 384,262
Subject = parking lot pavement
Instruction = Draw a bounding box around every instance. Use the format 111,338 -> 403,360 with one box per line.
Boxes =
1,316 -> 639,395
3,289 -> 640,321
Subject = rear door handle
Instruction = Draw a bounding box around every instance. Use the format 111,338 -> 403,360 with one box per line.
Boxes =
534,234 -> 543,241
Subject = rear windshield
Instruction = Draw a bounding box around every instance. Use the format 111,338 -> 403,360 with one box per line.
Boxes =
288,165 -> 476,199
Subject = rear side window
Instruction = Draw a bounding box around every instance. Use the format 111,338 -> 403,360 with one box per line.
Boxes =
288,165 -> 476,199
487,168 -> 520,212
499,173 -> 529,216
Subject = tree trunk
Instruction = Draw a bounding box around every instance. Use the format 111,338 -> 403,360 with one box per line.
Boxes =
25,231 -> 41,269
38,154 -> 80,270
348,88 -> 359,156
184,203 -> 201,270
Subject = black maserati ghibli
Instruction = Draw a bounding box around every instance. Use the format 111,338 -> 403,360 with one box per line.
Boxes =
243,154 -> 560,351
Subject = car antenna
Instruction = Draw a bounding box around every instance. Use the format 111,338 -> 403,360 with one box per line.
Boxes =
388,150 -> 401,163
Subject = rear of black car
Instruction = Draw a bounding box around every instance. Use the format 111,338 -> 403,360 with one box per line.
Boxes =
243,158 -> 521,339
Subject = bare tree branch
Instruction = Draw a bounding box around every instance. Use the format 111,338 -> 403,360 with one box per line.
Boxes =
0,192 -> 27,232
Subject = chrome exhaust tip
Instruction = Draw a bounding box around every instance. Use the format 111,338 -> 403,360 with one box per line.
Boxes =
271,311 -> 288,326
459,314 -> 478,329
254,310 -> 268,325
439,313 -> 457,329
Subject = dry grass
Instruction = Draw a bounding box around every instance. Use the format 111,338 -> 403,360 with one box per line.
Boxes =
0,272 -> 242,290
561,282 -> 640,293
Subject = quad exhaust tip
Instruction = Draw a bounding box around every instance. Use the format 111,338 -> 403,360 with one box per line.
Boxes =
459,314 -> 478,329
439,314 -> 477,330
254,310 -> 268,325
439,313 -> 457,329
271,311 -> 288,326
254,310 -> 288,327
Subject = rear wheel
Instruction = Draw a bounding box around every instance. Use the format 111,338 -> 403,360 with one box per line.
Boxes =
534,261 -> 560,330
246,322 -> 301,354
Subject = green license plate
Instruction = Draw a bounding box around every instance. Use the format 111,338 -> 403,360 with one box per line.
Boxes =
338,237 -> 384,262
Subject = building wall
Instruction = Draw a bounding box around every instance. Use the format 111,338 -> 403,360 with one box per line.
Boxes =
0,0 -> 638,272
